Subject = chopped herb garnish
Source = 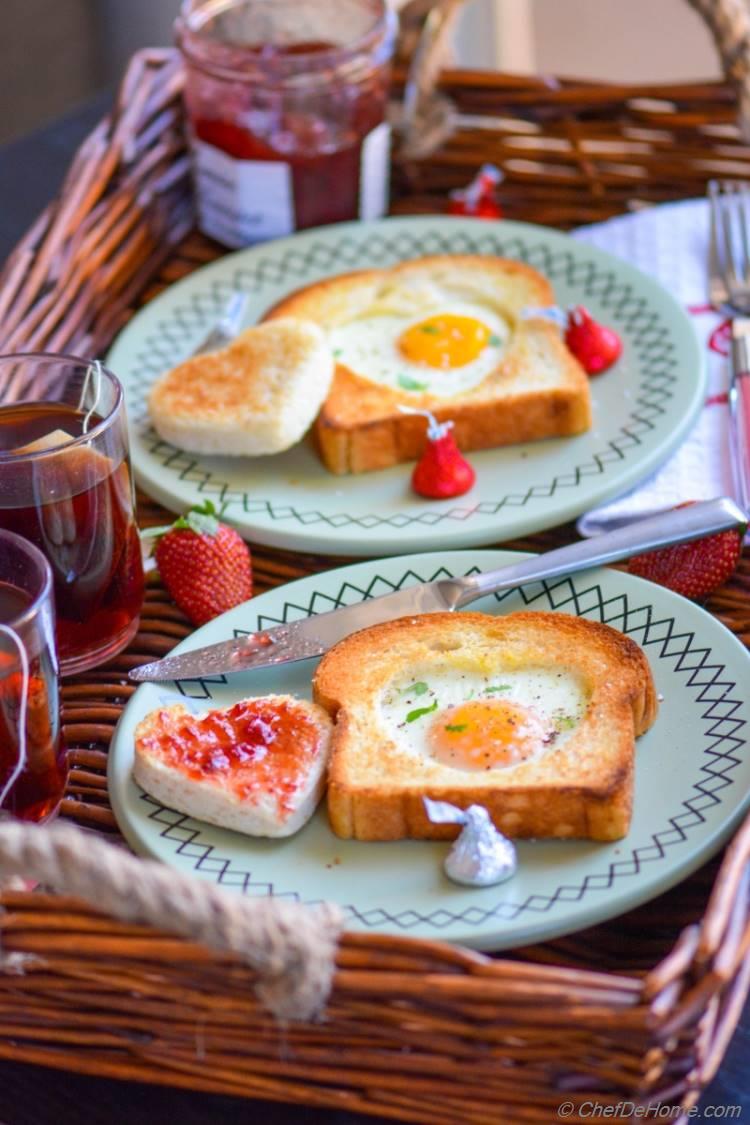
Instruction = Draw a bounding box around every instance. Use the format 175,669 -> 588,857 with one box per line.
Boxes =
556,715 -> 577,731
398,373 -> 428,392
444,723 -> 468,733
485,684 -> 511,693
333,348 -> 343,357
406,699 -> 439,723
402,681 -> 428,696
489,334 -> 501,346
420,324 -> 440,335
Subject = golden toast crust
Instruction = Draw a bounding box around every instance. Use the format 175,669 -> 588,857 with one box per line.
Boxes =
312,611 -> 658,842
264,255 -> 592,474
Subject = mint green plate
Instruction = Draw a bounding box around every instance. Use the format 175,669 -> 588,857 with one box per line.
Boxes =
106,216 -> 704,557
108,551 -> 750,951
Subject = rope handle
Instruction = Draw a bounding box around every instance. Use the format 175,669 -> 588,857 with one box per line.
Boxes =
398,0 -> 750,158
687,0 -> 750,141
0,820 -> 343,1022
399,0 -> 464,159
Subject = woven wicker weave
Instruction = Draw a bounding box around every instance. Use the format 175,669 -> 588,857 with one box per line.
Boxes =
1,6 -> 750,1121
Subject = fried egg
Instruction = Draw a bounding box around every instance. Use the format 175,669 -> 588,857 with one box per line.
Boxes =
379,667 -> 588,772
329,301 -> 510,398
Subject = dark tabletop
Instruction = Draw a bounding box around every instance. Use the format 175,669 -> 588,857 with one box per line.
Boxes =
0,98 -> 747,1125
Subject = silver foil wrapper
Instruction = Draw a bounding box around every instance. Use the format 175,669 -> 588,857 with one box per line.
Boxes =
423,798 -> 517,887
519,304 -> 567,329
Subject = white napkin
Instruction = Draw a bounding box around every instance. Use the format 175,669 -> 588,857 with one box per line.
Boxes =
571,199 -> 735,535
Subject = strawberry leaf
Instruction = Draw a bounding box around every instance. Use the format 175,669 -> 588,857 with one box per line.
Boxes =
139,500 -> 221,545
182,510 -> 220,536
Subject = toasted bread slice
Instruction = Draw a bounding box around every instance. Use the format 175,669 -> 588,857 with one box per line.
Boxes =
312,612 -> 657,842
148,318 -> 334,457
133,694 -> 333,838
264,255 -> 592,474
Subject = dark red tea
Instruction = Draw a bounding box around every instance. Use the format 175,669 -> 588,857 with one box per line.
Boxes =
0,581 -> 66,821
0,400 -> 145,671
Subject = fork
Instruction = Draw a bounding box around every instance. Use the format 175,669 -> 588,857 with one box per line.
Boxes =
707,179 -> 750,521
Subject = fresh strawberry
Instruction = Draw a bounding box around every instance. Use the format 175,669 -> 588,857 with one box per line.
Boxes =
565,306 -> 622,375
409,411 -> 476,500
147,502 -> 253,625
627,507 -> 743,600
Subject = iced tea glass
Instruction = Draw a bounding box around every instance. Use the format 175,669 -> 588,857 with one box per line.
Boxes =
0,529 -> 66,822
0,354 -> 145,675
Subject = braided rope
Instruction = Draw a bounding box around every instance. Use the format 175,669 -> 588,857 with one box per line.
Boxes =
0,820 -> 343,1021
670,0 -> 750,139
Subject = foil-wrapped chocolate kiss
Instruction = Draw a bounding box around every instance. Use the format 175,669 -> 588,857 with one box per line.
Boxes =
423,798 -> 517,888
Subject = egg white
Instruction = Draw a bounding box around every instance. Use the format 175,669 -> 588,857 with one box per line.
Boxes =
379,667 -> 588,771
329,301 -> 510,398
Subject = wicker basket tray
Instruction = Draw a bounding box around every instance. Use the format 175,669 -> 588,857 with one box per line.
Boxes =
1,6 -> 750,1121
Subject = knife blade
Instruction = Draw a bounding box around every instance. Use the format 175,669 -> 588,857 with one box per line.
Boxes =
128,497 -> 747,683
128,578 -> 457,682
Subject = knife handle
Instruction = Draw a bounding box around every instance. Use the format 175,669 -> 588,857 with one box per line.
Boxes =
729,367 -> 750,521
456,497 -> 748,607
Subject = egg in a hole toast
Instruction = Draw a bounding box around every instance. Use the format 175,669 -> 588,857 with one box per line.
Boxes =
312,611 -> 657,842
263,255 -> 592,474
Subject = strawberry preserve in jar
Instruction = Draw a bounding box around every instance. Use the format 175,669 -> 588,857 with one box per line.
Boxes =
176,0 -> 397,247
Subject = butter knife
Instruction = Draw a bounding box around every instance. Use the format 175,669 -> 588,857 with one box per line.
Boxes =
129,497 -> 746,683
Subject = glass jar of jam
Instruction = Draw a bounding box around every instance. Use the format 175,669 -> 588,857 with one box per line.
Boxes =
176,0 -> 397,247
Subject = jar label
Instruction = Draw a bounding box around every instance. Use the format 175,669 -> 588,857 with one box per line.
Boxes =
191,138 -> 295,248
360,122 -> 391,222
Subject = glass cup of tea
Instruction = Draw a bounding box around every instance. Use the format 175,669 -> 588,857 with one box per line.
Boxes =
0,529 -> 67,822
0,354 -> 145,675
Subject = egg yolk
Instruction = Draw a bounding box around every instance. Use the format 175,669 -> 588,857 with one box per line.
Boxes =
428,700 -> 548,771
398,314 -> 493,369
